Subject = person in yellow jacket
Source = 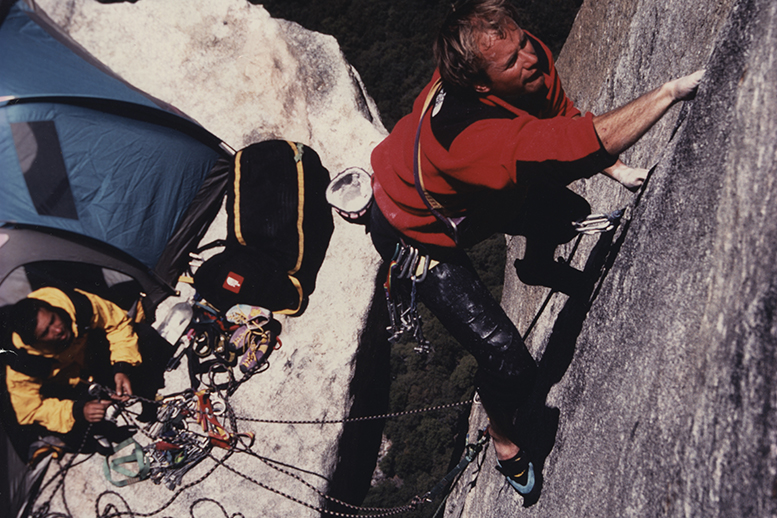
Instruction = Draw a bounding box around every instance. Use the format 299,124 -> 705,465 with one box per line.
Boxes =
6,286 -> 163,454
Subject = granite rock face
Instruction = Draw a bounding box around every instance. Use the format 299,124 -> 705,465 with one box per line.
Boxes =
29,1 -> 386,517
21,0 -> 777,516
447,0 -> 777,516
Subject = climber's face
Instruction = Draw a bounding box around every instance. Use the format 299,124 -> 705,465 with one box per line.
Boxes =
473,23 -> 546,102
34,307 -> 73,352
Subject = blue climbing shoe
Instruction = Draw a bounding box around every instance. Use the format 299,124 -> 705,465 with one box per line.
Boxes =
496,452 -> 535,495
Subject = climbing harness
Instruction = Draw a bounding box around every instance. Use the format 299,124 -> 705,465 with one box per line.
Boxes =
103,438 -> 149,487
384,242 -> 432,351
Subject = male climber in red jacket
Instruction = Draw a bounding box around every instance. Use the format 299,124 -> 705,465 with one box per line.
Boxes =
370,0 -> 703,500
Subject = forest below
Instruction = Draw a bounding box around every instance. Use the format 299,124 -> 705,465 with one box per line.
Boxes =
252,1 -> 583,514
255,0 -> 582,129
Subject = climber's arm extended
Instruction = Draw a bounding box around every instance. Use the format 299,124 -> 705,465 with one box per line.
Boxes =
593,70 -> 704,157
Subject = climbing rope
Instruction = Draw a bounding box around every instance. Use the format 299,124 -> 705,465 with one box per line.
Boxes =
418,429 -> 489,505
211,453 -> 416,518
235,399 -> 474,425
30,423 -> 96,518
29,376 -> 479,518
94,379 -> 473,429
26,260 -> 503,518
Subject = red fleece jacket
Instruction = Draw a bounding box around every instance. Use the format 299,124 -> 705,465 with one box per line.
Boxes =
371,33 -> 616,247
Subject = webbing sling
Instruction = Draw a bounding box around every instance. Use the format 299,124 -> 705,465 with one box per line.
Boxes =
412,81 -> 533,247
103,437 -> 150,487
413,79 -> 467,246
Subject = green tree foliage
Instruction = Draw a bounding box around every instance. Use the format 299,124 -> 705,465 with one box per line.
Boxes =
362,235 -> 502,516
254,0 -> 581,130
252,1 -> 580,515
254,0 -> 445,129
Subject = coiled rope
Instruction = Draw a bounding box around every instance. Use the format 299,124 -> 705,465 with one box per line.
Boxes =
29,370 -> 478,518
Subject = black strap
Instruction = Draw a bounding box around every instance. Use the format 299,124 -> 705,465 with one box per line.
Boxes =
65,289 -> 94,334
0,305 -> 47,376
193,239 -> 229,255
6,348 -> 55,380
2,302 -> 53,378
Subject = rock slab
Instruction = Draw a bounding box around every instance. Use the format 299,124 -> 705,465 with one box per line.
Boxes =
447,0 -> 777,516
30,1 -> 387,517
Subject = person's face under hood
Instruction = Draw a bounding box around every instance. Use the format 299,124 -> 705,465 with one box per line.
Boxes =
34,306 -> 74,353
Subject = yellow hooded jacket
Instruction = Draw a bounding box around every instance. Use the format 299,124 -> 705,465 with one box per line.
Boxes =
5,287 -> 142,434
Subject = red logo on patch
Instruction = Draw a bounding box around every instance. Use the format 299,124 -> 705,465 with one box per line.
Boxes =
223,272 -> 244,293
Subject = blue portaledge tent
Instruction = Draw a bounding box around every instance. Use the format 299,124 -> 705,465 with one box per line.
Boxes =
0,0 -> 235,308
0,1 -> 237,515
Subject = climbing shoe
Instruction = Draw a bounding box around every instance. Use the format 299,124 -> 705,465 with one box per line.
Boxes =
496,451 -> 535,495
238,326 -> 275,373
225,304 -> 272,330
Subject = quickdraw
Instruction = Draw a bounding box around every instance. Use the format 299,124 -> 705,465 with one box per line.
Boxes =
411,428 -> 490,509
137,392 -> 212,490
195,390 -> 234,449
383,243 -> 431,352
137,389 -> 252,490
573,209 -> 624,235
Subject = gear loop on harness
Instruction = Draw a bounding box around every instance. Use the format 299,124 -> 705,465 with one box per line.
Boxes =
383,242 -> 432,349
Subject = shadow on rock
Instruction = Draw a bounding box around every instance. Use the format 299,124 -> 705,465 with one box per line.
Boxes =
512,219 -> 629,505
325,263 -> 392,514
510,184 -> 593,299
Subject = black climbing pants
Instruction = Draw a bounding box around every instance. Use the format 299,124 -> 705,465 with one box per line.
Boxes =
418,260 -> 538,430
370,204 -> 539,436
